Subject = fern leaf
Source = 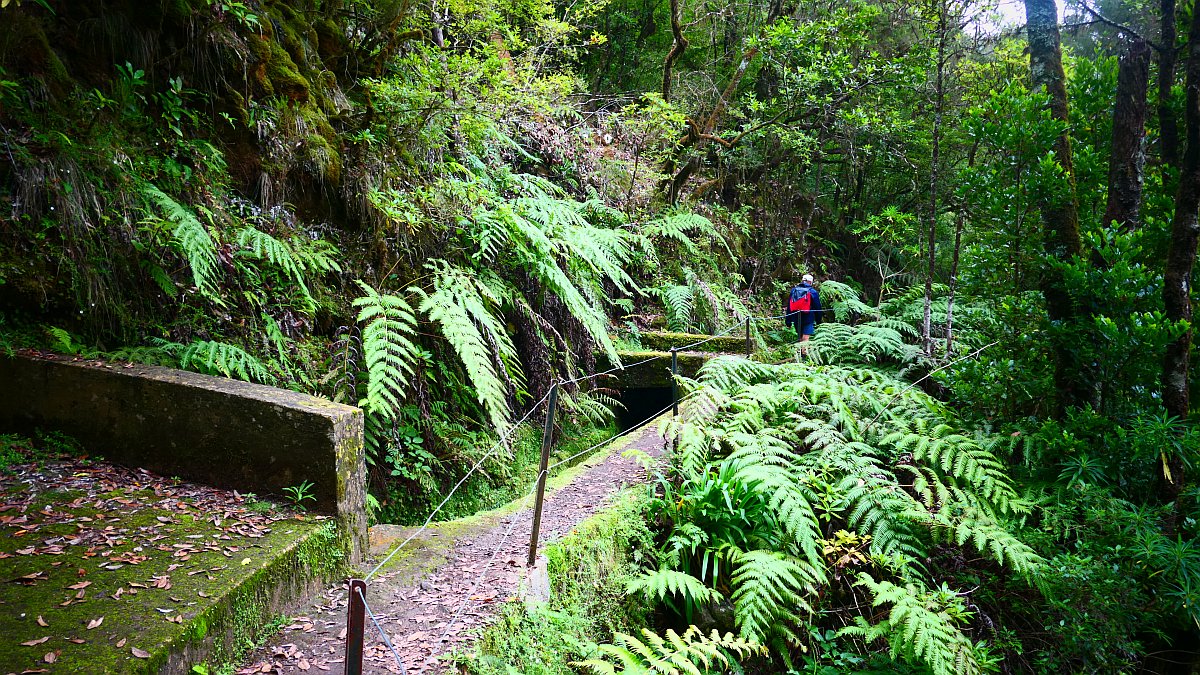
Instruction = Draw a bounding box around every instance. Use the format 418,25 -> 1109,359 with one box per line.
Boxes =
143,184 -> 219,299
352,281 -> 419,420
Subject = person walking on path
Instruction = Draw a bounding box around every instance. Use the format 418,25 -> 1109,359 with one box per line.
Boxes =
784,273 -> 822,346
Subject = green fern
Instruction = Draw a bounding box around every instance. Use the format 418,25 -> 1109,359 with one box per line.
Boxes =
728,548 -> 815,644
352,280 -> 419,420
845,575 -> 983,675
176,340 -> 273,384
414,260 -> 517,432
627,569 -> 722,617
143,184 -> 220,299
573,626 -> 765,675
237,226 -> 312,304
642,211 -> 731,257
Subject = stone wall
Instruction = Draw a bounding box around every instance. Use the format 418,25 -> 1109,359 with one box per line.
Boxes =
0,353 -> 367,560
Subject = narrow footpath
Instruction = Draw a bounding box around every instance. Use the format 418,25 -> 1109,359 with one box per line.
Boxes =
238,418 -> 667,674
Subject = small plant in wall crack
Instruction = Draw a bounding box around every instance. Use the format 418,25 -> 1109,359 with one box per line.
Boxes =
283,480 -> 317,509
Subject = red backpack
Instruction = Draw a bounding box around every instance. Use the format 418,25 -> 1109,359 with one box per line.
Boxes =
788,285 -> 813,312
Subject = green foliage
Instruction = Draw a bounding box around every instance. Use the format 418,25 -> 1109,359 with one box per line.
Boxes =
415,260 -> 519,433
642,334 -> 1041,669
845,576 -> 983,675
142,185 -> 220,300
159,339 -> 273,384
352,281 -> 420,421
573,626 -> 765,675
281,480 -> 316,509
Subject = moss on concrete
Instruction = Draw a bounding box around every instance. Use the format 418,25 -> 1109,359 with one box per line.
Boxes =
595,350 -> 712,388
632,330 -> 749,355
0,483 -> 346,674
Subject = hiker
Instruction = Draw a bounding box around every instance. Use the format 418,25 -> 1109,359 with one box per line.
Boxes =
784,274 -> 822,344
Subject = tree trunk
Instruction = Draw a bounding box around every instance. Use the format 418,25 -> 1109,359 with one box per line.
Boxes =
1102,40 -> 1151,235
1024,0 -> 1089,414
1161,3 -> 1200,515
662,0 -> 688,102
1160,0 -> 1180,171
945,210 -> 964,356
923,0 -> 948,357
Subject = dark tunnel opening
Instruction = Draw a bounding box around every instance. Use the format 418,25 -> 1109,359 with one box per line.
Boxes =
617,387 -> 674,431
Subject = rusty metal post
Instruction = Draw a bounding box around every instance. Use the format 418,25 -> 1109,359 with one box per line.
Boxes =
671,348 -> 679,417
745,317 -> 752,356
345,578 -> 367,675
527,382 -> 559,566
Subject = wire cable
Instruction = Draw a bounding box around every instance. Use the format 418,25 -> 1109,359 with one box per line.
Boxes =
436,477 -> 540,647
365,387 -> 556,581
559,352 -> 667,387
437,399 -> 678,646
357,586 -> 409,675
547,401 -> 676,471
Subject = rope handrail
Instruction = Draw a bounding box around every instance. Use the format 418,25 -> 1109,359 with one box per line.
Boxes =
357,586 -> 409,675
364,386 -> 557,581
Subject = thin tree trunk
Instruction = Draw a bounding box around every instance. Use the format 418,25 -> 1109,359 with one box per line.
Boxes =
1161,3 -> 1200,517
1102,40 -> 1151,234
945,210 -> 964,356
662,0 -> 688,102
947,142 -> 977,356
924,0 -> 948,357
1024,0 -> 1089,414
1160,0 -> 1180,171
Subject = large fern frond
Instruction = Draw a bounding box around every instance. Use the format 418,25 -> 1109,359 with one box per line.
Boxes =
177,339 -> 273,384
573,626 -> 764,675
143,184 -> 219,299
352,280 -> 419,420
415,260 -> 517,432
846,575 -> 983,675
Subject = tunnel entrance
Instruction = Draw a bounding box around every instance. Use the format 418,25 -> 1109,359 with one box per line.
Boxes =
617,387 -> 674,431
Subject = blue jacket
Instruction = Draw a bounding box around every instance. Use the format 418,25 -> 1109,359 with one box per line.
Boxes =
783,282 -> 821,328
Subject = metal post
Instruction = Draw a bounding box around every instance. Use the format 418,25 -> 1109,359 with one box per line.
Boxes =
345,578 -> 367,675
527,383 -> 559,566
745,317 -> 752,356
670,348 -> 679,417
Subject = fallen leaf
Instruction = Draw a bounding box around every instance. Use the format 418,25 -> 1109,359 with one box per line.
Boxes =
87,616 -> 104,629
240,558 -> 251,566
68,581 -> 91,590
131,646 -> 150,658
20,637 -> 50,646
116,638 -> 127,647
67,638 -> 85,644
297,658 -> 310,670
36,616 -> 48,627
44,650 -> 61,663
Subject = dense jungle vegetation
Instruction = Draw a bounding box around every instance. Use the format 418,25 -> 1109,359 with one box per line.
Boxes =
4,0 -> 1200,671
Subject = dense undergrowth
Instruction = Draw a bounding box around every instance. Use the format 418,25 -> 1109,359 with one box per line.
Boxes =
4,0 -> 1200,671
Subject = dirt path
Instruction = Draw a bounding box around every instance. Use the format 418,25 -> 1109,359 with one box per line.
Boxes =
237,419 -> 666,674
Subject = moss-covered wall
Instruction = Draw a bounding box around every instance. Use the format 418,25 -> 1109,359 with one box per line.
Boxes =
596,350 -> 712,388
631,330 -> 750,355
0,352 -> 368,560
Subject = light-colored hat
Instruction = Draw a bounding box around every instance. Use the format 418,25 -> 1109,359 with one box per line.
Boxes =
802,273 -> 814,283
